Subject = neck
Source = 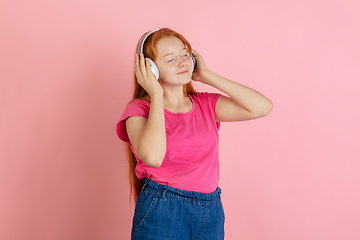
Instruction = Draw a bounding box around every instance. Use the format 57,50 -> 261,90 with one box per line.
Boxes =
163,86 -> 187,106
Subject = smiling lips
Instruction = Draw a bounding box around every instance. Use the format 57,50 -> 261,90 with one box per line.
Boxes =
177,70 -> 189,74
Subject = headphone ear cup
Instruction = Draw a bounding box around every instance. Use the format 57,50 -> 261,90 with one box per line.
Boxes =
191,54 -> 197,72
147,58 -> 160,80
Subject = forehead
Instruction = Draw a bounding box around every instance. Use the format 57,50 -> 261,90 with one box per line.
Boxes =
155,36 -> 186,57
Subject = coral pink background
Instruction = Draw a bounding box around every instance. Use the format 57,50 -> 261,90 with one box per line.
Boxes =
1,0 -> 359,239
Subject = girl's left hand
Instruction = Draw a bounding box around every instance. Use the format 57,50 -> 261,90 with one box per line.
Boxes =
191,50 -> 211,82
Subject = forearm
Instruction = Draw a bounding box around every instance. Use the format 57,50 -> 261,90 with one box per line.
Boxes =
202,71 -> 273,115
137,96 -> 166,168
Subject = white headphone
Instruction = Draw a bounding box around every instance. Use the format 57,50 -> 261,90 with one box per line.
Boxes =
137,28 -> 197,80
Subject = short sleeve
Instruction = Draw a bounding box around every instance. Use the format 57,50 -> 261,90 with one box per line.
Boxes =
115,100 -> 150,143
208,93 -> 221,130
194,92 -> 221,130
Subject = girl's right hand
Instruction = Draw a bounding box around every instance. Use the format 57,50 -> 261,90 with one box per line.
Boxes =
134,53 -> 164,98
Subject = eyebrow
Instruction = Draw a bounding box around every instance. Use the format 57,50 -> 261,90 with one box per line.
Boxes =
163,48 -> 187,58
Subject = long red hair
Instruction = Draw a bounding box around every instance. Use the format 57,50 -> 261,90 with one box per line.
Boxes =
126,28 -> 196,202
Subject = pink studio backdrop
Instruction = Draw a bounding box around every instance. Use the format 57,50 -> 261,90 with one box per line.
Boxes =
1,0 -> 359,240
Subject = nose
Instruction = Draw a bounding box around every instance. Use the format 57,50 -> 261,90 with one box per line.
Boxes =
178,57 -> 188,68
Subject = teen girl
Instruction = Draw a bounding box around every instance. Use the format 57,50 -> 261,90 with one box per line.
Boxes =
116,28 -> 273,240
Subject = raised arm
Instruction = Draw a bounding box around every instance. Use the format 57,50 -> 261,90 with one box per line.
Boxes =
126,54 -> 166,168
192,50 -> 273,122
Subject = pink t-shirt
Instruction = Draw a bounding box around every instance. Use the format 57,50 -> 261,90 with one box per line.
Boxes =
116,92 -> 221,193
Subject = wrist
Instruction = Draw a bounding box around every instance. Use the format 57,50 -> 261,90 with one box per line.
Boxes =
150,93 -> 164,102
200,70 -> 216,85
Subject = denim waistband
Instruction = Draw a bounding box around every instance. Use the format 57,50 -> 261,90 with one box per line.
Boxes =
142,178 -> 221,203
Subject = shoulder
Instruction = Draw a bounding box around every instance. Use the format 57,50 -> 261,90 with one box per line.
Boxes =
190,92 -> 221,106
190,91 -> 221,99
127,98 -> 151,109
116,98 -> 150,142
123,98 -> 151,116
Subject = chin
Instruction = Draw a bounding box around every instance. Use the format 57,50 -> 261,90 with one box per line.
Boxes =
162,75 -> 192,86
182,77 -> 192,85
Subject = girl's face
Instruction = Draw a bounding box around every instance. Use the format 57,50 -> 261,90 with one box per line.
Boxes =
154,36 -> 193,87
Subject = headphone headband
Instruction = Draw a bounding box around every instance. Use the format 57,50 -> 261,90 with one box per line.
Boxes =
137,28 -> 161,54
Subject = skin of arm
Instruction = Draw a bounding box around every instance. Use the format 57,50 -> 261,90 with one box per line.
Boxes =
126,54 -> 166,168
191,50 -> 273,122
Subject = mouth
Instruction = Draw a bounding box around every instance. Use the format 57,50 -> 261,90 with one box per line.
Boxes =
177,70 -> 189,75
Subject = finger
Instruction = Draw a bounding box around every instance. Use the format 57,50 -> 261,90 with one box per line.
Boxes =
134,54 -> 142,78
193,50 -> 202,60
139,53 -> 147,76
134,53 -> 139,70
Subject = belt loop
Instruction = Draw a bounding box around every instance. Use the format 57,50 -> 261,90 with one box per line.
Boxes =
162,189 -> 167,199
141,182 -> 148,192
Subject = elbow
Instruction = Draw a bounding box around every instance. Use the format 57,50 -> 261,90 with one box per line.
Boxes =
138,152 -> 165,168
135,143 -> 166,168
263,100 -> 273,116
144,157 -> 164,168
255,100 -> 273,118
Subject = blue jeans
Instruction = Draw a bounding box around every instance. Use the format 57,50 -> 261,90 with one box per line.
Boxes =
131,178 -> 225,240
